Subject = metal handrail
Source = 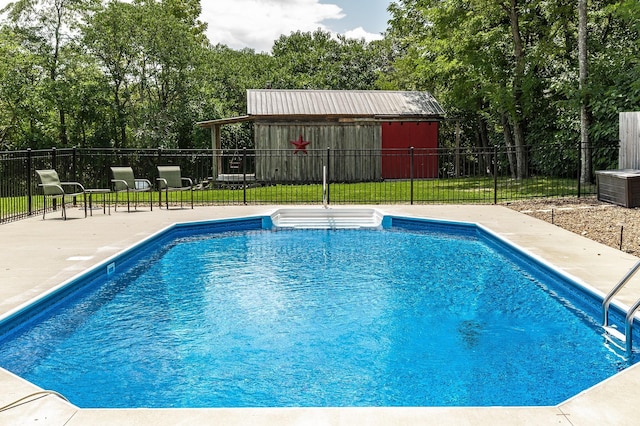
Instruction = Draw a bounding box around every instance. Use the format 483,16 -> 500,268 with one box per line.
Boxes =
625,298 -> 640,354
602,260 -> 640,327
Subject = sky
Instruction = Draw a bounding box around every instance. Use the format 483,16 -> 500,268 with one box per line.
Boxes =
0,0 -> 392,53
203,0 -> 391,52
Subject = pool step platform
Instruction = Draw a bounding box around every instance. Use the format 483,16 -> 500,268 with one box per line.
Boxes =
270,208 -> 385,229
603,326 -> 626,350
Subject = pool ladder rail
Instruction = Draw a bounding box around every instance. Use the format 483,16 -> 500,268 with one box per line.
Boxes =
602,260 -> 640,355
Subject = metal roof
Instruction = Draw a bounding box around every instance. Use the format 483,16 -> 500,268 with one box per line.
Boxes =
247,90 -> 445,118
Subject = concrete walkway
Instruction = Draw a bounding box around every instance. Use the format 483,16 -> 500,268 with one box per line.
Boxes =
1,204 -> 640,425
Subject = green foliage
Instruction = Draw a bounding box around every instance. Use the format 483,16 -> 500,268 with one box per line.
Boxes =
0,27 -> 50,149
271,29 -> 382,90
0,0 -> 638,164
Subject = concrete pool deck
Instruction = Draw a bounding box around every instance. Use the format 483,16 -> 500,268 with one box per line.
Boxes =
1,204 -> 640,425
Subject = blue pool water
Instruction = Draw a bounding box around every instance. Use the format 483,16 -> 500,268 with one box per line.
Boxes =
0,217 -> 632,408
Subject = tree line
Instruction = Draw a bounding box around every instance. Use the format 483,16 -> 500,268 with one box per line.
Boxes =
0,0 -> 638,177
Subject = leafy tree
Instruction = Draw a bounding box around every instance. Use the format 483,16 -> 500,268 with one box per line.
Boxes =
2,0 -> 100,147
133,0 -> 206,148
82,0 -> 208,148
588,1 -> 640,142
386,0 -> 640,178
83,1 -> 139,148
62,46 -> 114,148
195,45 -> 276,148
0,27 -> 49,149
271,29 -> 381,90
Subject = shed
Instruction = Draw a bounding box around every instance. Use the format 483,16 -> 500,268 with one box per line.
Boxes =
198,89 -> 445,183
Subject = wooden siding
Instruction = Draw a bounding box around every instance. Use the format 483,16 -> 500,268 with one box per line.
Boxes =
254,122 -> 382,182
619,112 -> 640,169
381,121 -> 439,178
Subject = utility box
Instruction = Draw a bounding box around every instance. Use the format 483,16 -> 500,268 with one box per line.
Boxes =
596,169 -> 640,207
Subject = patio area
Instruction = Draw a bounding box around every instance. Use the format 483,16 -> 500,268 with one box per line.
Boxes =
1,204 -> 639,425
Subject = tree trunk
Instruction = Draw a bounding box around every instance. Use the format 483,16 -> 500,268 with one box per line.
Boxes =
52,0 -> 68,147
59,109 -> 68,146
455,120 -> 461,177
477,116 -> 492,175
507,0 -> 528,179
579,0 -> 592,183
501,112 -> 517,179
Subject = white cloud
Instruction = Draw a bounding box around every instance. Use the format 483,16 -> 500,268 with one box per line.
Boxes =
202,0 -> 346,52
343,26 -> 384,43
0,0 -> 382,52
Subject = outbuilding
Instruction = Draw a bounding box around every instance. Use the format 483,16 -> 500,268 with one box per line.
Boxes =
198,89 -> 445,183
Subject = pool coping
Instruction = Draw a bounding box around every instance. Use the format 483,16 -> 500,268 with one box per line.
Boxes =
1,204 -> 640,425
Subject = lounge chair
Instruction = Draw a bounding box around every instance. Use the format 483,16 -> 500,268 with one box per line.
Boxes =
110,166 -> 153,212
36,169 -> 86,220
156,165 -> 193,209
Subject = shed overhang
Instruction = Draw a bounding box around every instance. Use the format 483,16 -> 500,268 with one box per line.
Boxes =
197,115 -> 253,128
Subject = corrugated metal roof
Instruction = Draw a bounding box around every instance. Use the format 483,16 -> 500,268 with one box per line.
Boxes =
247,90 -> 445,118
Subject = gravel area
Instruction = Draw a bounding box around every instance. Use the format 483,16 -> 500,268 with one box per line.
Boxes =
503,197 -> 640,257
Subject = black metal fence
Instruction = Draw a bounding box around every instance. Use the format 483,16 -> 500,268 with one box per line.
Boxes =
0,142 -> 618,223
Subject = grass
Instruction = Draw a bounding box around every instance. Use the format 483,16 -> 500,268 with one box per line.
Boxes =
0,176 -> 595,222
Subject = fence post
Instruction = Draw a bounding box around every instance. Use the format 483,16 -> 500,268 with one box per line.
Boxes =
52,147 -> 57,210
326,147 -> 331,205
410,147 -> 414,205
242,147 -> 247,205
577,142 -> 582,198
494,146 -> 498,204
27,148 -> 33,216
157,148 -> 163,207
72,146 -> 78,205
72,146 -> 77,181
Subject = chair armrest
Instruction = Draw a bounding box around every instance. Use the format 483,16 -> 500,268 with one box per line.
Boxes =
134,179 -> 152,190
60,181 -> 85,192
156,177 -> 168,189
111,178 -> 130,189
181,177 -> 193,187
38,183 -> 65,194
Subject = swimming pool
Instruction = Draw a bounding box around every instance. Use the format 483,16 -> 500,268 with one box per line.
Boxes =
0,213 -> 634,408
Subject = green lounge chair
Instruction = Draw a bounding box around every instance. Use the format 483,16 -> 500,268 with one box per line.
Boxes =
36,169 -> 86,220
110,166 -> 153,212
156,165 -> 193,209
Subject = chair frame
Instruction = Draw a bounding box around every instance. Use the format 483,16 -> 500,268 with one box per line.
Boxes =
156,165 -> 193,209
36,169 -> 86,220
110,166 -> 153,212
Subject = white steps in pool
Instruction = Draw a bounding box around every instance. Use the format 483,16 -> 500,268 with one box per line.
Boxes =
270,208 -> 384,229
603,326 -> 626,351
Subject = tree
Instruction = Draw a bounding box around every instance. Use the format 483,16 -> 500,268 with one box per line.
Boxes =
385,0 -> 599,179
386,0 -> 524,174
586,1 -> 640,161
271,29 -> 381,90
83,1 -> 139,147
134,0 -> 205,148
83,0 -> 209,148
3,0 -> 100,147
0,27 -> 49,149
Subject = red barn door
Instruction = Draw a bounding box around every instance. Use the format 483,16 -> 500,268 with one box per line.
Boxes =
381,121 -> 439,179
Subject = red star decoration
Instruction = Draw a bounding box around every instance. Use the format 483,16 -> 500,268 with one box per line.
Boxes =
290,135 -> 311,154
